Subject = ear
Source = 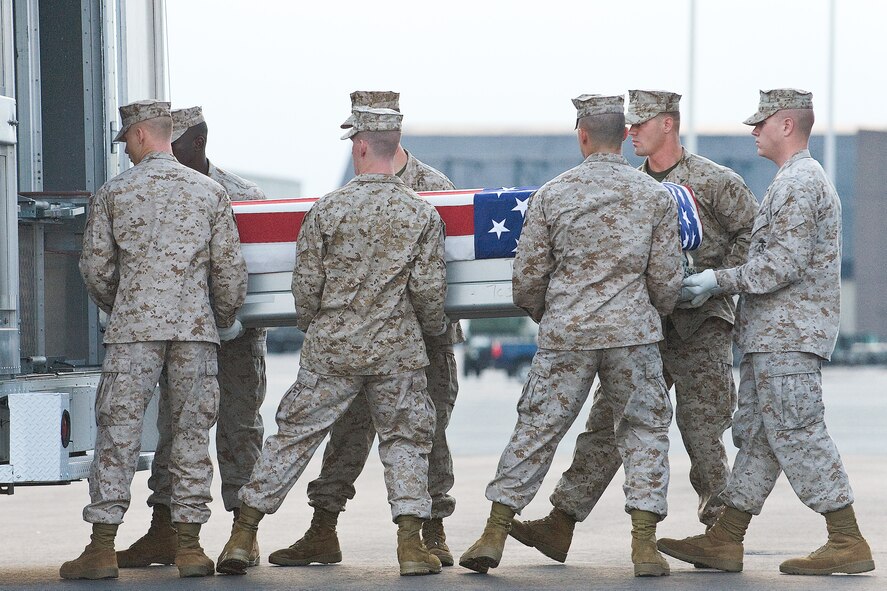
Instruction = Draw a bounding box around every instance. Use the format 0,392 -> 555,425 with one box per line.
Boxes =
623,126 -> 629,141
194,135 -> 206,151
782,116 -> 795,137
662,116 -> 673,134
577,127 -> 588,146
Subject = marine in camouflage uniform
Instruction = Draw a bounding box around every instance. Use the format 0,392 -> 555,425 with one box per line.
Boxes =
515,91 -> 757,559
661,89 -> 874,576
62,100 -> 247,580
293,91 -> 462,568
459,94 -> 683,578
217,107 -> 448,577
117,106 -> 269,569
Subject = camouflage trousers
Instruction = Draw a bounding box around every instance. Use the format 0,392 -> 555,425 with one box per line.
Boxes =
723,351 -> 854,515
486,345 -> 672,517
148,328 -> 267,511
307,345 -> 459,518
239,367 -> 436,521
84,341 -> 219,524
551,317 -> 735,526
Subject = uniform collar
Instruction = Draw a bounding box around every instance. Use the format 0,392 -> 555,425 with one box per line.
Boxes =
351,173 -> 405,185
583,152 -> 629,166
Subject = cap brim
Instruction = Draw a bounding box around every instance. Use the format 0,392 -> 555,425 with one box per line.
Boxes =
340,127 -> 358,140
742,110 -> 772,126
625,111 -> 656,125
340,115 -> 355,129
112,124 -> 130,143
170,128 -> 187,143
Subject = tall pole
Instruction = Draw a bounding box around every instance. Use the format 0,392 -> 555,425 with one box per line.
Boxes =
825,0 -> 836,182
686,0 -> 698,154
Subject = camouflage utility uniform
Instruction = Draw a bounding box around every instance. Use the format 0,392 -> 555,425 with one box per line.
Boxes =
551,149 -> 758,526
80,151 -> 247,525
148,162 -> 268,512
486,152 -> 683,518
715,149 -> 852,514
307,150 -> 463,519
239,173 -> 447,521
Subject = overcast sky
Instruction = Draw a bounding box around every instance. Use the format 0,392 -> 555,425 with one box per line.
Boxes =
166,0 -> 887,197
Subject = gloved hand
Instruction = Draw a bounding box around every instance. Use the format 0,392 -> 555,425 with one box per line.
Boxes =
681,269 -> 721,308
217,319 -> 244,342
678,287 -> 694,302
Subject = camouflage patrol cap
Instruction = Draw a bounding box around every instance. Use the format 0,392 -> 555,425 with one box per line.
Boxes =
340,107 -> 403,140
341,90 -> 401,129
625,89 -> 682,125
743,88 -> 813,125
572,94 -> 624,129
170,106 -> 205,143
113,99 -> 171,143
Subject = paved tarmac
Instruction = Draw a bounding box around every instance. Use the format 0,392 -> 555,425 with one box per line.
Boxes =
1,354 -> 884,590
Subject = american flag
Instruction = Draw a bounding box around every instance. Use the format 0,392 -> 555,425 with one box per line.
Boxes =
231,187 -> 537,275
662,182 -> 703,251
232,184 -> 701,275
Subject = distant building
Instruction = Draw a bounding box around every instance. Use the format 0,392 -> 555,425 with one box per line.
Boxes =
340,131 -> 887,338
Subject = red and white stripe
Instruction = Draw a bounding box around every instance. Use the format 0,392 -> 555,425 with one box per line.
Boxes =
232,189 -> 481,274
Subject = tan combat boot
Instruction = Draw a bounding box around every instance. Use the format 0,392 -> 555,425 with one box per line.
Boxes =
657,506 -> 751,572
217,504 -> 264,575
459,502 -> 516,573
116,504 -> 177,567
174,522 -> 214,577
630,510 -> 669,577
396,515 -> 442,576
268,507 -> 342,566
509,506 -> 576,563
779,505 -> 875,575
422,517 -> 454,567
233,507 -> 261,567
60,523 -> 119,580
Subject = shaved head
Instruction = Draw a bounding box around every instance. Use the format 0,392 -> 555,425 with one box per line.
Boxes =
784,108 -> 815,139
578,113 -> 626,150
357,130 -> 401,160
135,116 -> 173,141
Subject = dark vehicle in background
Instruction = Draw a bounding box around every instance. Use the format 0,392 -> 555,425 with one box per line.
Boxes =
462,317 -> 538,380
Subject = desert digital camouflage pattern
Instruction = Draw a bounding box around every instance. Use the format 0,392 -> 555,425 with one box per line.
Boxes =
147,163 -> 267,512
513,152 -> 683,348
238,173 -> 446,518
715,150 -> 841,360
84,341 -> 219,524
306,154 -> 461,519
714,148 -> 851,514
308,345 -> 459,518
294,173 -> 447,375
80,151 -> 247,343
726,351 -> 852,514
743,88 -> 814,125
486,345 -> 673,516
550,317 -> 735,525
484,152 -> 681,517
239,368 -> 436,519
546,149 -> 757,526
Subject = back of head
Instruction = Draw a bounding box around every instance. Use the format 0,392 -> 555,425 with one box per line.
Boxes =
572,94 -> 625,152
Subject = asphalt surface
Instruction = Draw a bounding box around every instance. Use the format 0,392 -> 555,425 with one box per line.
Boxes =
1,355 -> 883,590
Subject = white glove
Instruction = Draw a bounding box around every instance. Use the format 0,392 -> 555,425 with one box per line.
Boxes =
217,319 -> 244,342
682,269 -> 721,296
678,287 -> 694,302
